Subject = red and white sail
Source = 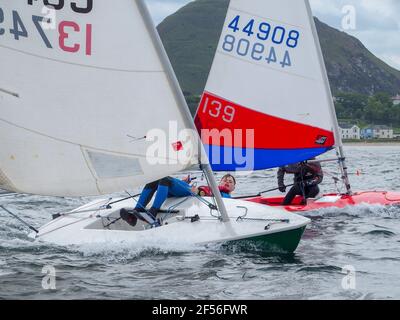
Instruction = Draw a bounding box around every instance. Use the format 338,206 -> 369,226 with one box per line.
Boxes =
196,0 -> 337,171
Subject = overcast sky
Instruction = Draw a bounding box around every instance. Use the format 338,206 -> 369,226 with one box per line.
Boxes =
145,0 -> 400,71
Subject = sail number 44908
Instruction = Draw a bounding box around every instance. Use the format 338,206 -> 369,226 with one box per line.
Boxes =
228,15 -> 300,48
222,14 -> 301,69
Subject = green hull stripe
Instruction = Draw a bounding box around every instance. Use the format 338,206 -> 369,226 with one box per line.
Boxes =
228,226 -> 307,253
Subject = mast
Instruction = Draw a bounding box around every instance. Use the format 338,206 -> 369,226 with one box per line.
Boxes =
136,0 -> 230,221
305,0 -> 352,195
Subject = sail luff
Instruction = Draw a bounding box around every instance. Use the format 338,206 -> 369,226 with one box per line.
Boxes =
136,0 -> 230,221
304,0 -> 352,194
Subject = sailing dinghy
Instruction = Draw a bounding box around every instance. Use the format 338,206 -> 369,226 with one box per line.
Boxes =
0,0 -> 309,251
195,0 -> 400,212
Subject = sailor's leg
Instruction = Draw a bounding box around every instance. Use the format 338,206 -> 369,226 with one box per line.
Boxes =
305,185 -> 320,199
150,177 -> 172,212
282,184 -> 302,205
168,178 -> 192,197
134,180 -> 159,212
121,179 -> 169,227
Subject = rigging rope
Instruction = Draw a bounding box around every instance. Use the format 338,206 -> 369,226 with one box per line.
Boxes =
0,205 -> 39,233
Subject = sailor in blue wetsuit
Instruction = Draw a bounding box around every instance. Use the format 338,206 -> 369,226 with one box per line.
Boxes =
120,174 -> 236,227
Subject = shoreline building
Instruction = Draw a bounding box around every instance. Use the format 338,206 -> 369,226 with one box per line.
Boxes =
361,125 -> 394,139
339,123 -> 361,140
392,94 -> 400,106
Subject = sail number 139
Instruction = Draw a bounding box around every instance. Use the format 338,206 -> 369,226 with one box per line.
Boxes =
202,97 -> 236,123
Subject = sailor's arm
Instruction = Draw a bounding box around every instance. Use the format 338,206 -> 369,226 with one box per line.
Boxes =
305,163 -> 323,186
315,165 -> 324,185
277,167 -> 286,188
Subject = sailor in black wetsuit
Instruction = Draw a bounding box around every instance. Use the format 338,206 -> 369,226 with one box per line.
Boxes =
277,159 -> 323,205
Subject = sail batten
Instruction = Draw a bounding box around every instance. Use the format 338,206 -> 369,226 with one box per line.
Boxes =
216,51 -> 321,81
0,44 -> 166,73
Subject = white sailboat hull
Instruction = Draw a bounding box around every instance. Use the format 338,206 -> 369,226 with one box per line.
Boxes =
32,198 -> 310,252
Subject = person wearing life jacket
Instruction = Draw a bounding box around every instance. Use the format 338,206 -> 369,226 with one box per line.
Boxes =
277,158 -> 323,205
195,174 -> 236,199
120,174 -> 236,227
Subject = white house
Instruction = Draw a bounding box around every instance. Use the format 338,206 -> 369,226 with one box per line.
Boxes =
372,125 -> 394,139
392,94 -> 400,106
339,124 -> 361,140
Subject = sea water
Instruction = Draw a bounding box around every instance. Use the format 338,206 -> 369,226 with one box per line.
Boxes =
1,145 -> 399,300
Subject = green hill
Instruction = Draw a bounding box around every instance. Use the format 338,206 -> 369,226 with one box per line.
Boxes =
158,0 -> 400,97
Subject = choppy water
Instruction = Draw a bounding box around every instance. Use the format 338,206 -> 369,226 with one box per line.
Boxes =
1,145 -> 400,300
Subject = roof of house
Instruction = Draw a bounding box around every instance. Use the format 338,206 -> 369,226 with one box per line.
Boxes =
372,125 -> 392,130
392,94 -> 400,100
339,123 -> 358,129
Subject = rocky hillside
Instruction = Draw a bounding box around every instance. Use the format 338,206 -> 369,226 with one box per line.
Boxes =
157,0 -> 400,97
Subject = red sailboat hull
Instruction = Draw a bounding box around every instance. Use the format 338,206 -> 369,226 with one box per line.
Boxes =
246,191 -> 400,212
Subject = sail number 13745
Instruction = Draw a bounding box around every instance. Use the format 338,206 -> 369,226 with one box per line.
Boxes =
27,0 -> 93,14
0,4 -> 92,56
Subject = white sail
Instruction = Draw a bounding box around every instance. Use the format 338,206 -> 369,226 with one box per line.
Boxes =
0,0 -> 199,196
196,0 -> 338,171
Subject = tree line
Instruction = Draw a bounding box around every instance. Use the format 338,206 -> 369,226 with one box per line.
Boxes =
335,92 -> 400,126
